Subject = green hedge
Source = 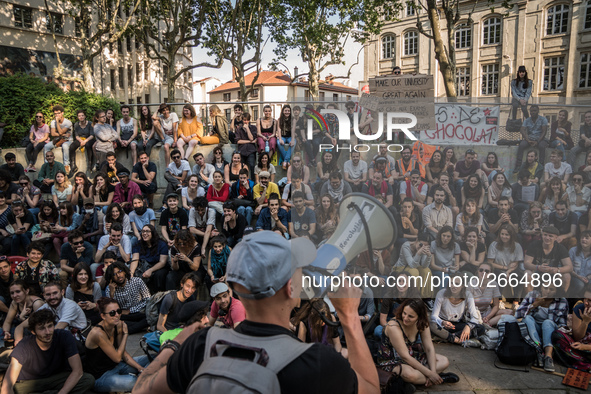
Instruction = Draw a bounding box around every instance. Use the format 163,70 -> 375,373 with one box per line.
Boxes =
0,74 -> 122,148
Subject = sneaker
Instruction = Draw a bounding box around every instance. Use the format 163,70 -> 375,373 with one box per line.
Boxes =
462,338 -> 482,348
543,356 -> 555,372
68,166 -> 78,178
28,166 -> 36,172
439,372 -> 460,384
534,352 -> 544,368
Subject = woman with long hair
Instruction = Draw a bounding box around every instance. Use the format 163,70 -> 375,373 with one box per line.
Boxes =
177,104 -> 202,160
487,172 -> 513,211
131,224 -> 169,292
458,226 -> 486,275
52,201 -> 81,256
84,297 -> 149,392
443,147 -> 457,175
314,151 -> 337,194
211,145 -> 228,175
539,176 -> 566,215
206,235 -> 231,284
92,173 -> 114,214
205,105 -> 229,145
430,226 -> 460,281
461,174 -> 484,209
286,152 -> 310,184
376,299 -> 457,387
224,152 -> 248,185
291,299 -> 345,356
206,171 -> 230,216
181,174 -> 205,211
519,149 -> 544,184
254,152 -> 276,183
549,109 -> 573,158
105,109 -> 116,128
455,199 -> 483,237
25,112 -> 50,172
487,223 -> 527,299
277,104 -> 296,170
166,229 -> 204,290
520,201 -> 549,243
511,65 -> 532,119
2,280 -> 44,340
430,272 -> 485,345
256,105 -> 278,156
316,194 -> 339,242
481,152 -> 504,184
66,262 -> 102,324
426,150 -> 446,185
51,170 -> 72,206
138,105 -> 159,157
103,202 -> 131,235
398,197 -> 422,243
71,172 -> 92,213
471,261 -> 513,327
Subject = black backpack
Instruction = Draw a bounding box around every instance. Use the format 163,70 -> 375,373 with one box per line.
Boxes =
495,321 -> 538,367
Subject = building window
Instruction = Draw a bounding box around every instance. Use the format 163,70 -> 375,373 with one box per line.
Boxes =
481,64 -> 499,95
46,12 -> 64,35
580,53 -> 591,88
144,61 -> 149,79
250,89 -> 259,98
14,6 -> 32,29
137,96 -> 142,104
128,66 -> 132,88
333,94 -> 339,101
455,24 -> 471,49
135,34 -> 141,50
136,63 -> 141,82
585,0 -> 591,30
543,56 -> 565,90
110,69 -> 116,91
225,109 -> 232,121
223,93 -> 231,101
75,17 -> 90,38
482,17 -> 501,45
406,3 -> 415,16
319,92 -> 325,100
128,98 -> 134,105
251,106 -> 259,120
145,94 -> 150,104
404,31 -> 418,56
546,4 -> 569,35
117,40 -> 123,55
456,67 -> 470,96
305,90 -> 310,101
346,95 -> 352,101
126,37 -> 132,52
382,35 -> 395,60
118,67 -> 124,88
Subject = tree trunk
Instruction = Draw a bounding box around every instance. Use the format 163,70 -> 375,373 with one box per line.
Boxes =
426,0 -> 456,98
81,49 -> 95,92
167,57 -> 176,105
307,60 -> 320,101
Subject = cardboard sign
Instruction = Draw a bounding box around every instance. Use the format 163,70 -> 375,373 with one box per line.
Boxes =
562,368 -> 590,390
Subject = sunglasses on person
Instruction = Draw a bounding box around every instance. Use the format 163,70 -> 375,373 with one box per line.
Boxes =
172,155 -> 181,159
71,240 -> 84,245
106,309 -> 122,317
393,71 -> 401,75
478,268 -> 490,273
35,115 -> 44,118
19,182 -> 28,186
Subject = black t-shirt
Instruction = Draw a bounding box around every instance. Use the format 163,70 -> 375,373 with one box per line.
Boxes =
460,241 -> 487,274
548,211 -> 577,235
525,240 -> 569,267
160,291 -> 194,330
221,213 -> 247,240
487,208 -> 519,226
0,164 -> 25,183
132,161 -> 158,182
166,320 -> 357,394
99,161 -> 129,185
396,212 -> 423,239
159,208 -> 189,239
11,329 -> 78,380
7,210 -> 35,228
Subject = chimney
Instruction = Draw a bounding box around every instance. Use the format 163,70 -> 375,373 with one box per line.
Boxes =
294,66 -> 298,78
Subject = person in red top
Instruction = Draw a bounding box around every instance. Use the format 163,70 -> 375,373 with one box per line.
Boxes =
112,171 -> 141,214
208,282 -> 245,328
206,170 -> 230,216
399,170 -> 428,210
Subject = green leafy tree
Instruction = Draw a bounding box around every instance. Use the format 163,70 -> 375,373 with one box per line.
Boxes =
270,0 -> 398,100
202,0 -> 271,103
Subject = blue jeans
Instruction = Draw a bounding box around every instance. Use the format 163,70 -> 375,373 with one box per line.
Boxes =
93,355 -> 150,392
523,315 -> 557,349
549,140 -> 566,161
278,137 -> 293,163
236,206 -> 253,224
44,140 -> 72,166
11,232 -> 32,255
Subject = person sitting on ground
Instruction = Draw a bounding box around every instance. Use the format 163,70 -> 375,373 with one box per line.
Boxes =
221,201 -> 247,247
104,262 -> 150,334
539,176 -> 565,216
548,200 -> 578,249
131,151 -> 158,208
376,299 -> 458,388
65,262 -> 102,325
426,150 -> 446,186
15,242 -> 59,297
6,200 -> 35,256
429,226 -> 461,282
157,273 -> 198,333
0,257 -> 14,316
92,173 -> 114,214
208,282 -> 246,329
188,196 -> 218,255
15,281 -> 87,345
51,170 -> 72,206
113,170 -> 141,214
343,151 -> 368,192
551,285 -> 591,372
2,280 -> 44,342
460,174 -> 485,210
192,152 -> 215,190
544,149 -> 572,186
84,297 -> 149,392
512,169 -> 540,217
286,152 -> 310,185
255,193 -> 288,236
470,261 -> 513,327
207,235 -> 231,285
392,234 -> 432,298
224,152 -> 247,185
130,224 -> 169,293
487,196 -> 519,243
563,172 -> 591,219
99,152 -> 129,187
166,229 -> 204,291
230,169 -> 255,224
129,195 -> 156,245
426,172 -> 459,217
487,172 -> 513,214
520,201 -> 548,244
288,191 -> 316,240
481,152 -> 504,185
396,197 -> 422,245
399,169 -> 428,210
102,202 -> 131,237
455,199 -> 483,238
313,151 -> 337,193
43,105 -> 74,175
59,229 -> 94,286
159,193 -> 189,248
161,149 -> 191,210
176,104 -> 202,161
454,149 -> 486,194
568,230 -> 591,297
0,153 -> 25,184
253,171 -> 280,216
458,227 -> 486,275
2,309 -> 94,394
430,273 -> 485,345
95,222 -> 132,265
487,223 -> 526,299
181,175 -> 205,211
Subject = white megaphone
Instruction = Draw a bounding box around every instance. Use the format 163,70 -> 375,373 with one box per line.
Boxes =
301,193 -> 397,299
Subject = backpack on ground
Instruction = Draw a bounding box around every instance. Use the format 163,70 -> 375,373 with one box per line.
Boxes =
495,320 -> 538,368
145,290 -> 176,326
187,327 -> 312,393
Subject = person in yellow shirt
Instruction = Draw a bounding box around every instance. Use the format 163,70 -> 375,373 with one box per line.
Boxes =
253,171 -> 280,215
176,104 -> 203,161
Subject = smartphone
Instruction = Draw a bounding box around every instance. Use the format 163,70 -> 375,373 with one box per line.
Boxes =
50,223 -> 56,226
418,243 -> 424,248
18,227 -> 25,231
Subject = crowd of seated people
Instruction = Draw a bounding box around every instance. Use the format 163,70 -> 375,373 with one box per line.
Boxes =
0,101 -> 590,393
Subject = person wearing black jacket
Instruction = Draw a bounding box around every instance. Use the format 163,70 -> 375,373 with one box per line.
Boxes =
221,201 -> 247,247
235,113 -> 257,179
229,169 -> 255,225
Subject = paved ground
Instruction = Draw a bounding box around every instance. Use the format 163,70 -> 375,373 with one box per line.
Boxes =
125,333 -> 580,393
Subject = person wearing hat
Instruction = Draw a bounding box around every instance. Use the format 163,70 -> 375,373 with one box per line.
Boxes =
79,197 -> 102,244
368,143 -> 396,182
133,231 -> 378,394
113,170 -> 141,214
158,299 -> 210,346
399,169 -> 428,210
208,282 -> 245,329
158,193 -> 189,247
253,170 -> 280,216
523,225 -> 574,294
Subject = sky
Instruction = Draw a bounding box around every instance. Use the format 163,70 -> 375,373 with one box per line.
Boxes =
191,38 -> 365,88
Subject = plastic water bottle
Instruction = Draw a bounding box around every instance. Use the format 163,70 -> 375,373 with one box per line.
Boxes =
265,141 -> 270,153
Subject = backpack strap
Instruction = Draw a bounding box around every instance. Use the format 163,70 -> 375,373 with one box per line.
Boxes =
517,321 -> 541,352
203,326 -> 313,373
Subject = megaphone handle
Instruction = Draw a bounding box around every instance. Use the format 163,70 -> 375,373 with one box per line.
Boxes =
347,202 -> 375,274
